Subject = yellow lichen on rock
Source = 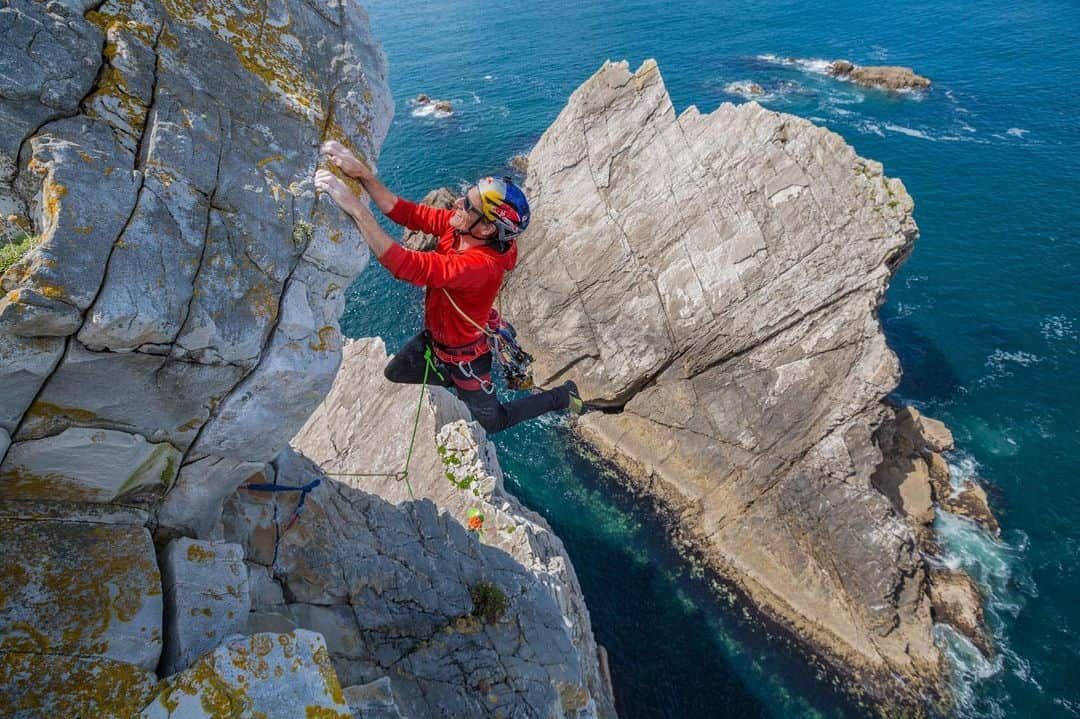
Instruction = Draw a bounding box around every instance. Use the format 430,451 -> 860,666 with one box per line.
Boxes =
309,325 -> 337,353
0,652 -> 159,719
160,0 -> 321,122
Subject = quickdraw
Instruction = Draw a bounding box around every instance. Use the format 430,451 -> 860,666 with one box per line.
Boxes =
486,312 -> 534,390
457,359 -> 495,394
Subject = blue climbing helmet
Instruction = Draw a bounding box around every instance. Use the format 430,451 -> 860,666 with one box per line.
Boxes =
475,175 -> 530,243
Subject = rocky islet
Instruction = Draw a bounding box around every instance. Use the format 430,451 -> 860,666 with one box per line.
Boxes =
502,59 -> 993,709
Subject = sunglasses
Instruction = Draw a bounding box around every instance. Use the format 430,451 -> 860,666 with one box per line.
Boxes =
461,192 -> 484,218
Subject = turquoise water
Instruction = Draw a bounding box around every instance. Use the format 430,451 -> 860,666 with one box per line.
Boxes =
342,1 -> 1080,716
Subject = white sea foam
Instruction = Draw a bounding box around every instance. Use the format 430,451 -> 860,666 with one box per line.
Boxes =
985,348 -> 1041,371
410,105 -> 452,119
756,53 -> 834,75
856,120 -> 886,137
947,450 -> 982,493
1006,127 -> 1029,138
1040,315 -> 1076,342
934,504 -> 1039,718
723,80 -> 770,100
471,91 -> 481,104
884,123 -> 934,140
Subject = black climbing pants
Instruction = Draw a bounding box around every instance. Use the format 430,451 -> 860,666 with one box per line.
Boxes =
384,331 -> 571,435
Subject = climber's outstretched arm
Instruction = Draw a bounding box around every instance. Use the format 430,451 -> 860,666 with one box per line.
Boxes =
315,169 -> 393,259
320,140 -> 397,214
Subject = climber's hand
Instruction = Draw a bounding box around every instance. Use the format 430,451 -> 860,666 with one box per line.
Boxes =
320,140 -> 371,180
315,169 -> 361,215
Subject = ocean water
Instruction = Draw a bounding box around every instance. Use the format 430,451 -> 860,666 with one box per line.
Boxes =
341,1 -> 1080,716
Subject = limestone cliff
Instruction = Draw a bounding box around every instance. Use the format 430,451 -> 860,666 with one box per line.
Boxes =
501,59 -> 980,708
292,337 -> 617,718
0,2 -> 612,716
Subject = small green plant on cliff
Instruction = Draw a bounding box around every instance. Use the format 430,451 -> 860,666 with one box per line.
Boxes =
470,581 -> 509,625
0,233 -> 40,274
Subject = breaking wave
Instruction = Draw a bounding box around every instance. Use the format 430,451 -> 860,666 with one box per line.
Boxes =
756,53 -> 834,75
933,464 -> 1038,719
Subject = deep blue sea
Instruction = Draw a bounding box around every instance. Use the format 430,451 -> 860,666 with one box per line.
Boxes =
341,1 -> 1080,716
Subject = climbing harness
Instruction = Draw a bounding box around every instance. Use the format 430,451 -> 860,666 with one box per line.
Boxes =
440,288 -> 535,390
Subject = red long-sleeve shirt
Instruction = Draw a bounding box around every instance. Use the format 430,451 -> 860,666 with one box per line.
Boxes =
380,197 -> 518,348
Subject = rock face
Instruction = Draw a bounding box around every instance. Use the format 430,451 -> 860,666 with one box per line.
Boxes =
0,0 -> 390,713
159,538 -> 250,675
0,0 -> 392,539
0,501 -> 163,717
501,59 -> 948,704
1,3 -> 614,718
223,444 -> 608,719
401,186 -> 456,251
139,630 -> 352,719
829,60 -> 932,91
289,337 -> 616,718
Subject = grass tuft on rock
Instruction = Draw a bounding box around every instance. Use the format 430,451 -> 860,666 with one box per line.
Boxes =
470,581 -> 509,624
0,233 -> 40,274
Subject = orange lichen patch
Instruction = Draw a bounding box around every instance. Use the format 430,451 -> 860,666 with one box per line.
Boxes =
73,225 -> 95,234
311,645 -> 346,707
324,282 -> 340,299
0,519 -> 159,660
37,284 -> 66,300
159,25 -> 180,50
251,634 -> 274,657
1,621 -> 51,652
86,1 -> 158,44
186,543 -> 216,563
42,180 -> 67,222
328,230 -> 341,244
257,155 -> 286,168
86,61 -> 150,134
306,707 -> 351,719
0,467 -> 102,502
0,653 -> 159,718
149,654 -> 245,716
21,402 -> 100,438
78,151 -> 96,163
176,416 -> 203,433
243,282 -> 278,320
308,325 -> 337,353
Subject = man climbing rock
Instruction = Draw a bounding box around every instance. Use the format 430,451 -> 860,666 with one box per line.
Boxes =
314,141 -> 585,434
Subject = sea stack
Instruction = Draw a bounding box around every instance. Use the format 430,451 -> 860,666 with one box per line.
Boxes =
502,58 -> 981,710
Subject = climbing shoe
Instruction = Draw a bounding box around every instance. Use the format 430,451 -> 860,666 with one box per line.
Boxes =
563,380 -> 588,415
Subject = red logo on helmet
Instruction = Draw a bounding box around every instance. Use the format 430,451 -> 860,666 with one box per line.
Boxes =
491,203 -> 520,225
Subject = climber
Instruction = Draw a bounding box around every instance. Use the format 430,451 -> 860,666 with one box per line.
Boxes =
314,141 -> 586,434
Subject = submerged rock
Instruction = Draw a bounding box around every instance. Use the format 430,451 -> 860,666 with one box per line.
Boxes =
503,58 -> 950,705
829,59 -> 932,91
929,569 -> 993,657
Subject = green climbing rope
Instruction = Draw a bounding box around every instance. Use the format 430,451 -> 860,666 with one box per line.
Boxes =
324,345 -> 445,501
